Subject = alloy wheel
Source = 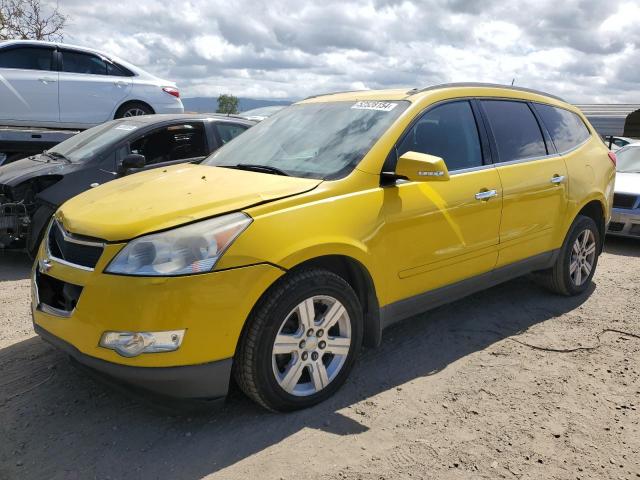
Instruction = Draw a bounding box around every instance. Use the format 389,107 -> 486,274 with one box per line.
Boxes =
123,108 -> 148,117
569,229 -> 596,286
272,295 -> 352,397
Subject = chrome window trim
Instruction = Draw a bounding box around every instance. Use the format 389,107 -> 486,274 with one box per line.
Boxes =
449,163 -> 496,176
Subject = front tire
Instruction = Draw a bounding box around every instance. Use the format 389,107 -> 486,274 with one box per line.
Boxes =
536,215 -> 600,296
234,269 -> 363,412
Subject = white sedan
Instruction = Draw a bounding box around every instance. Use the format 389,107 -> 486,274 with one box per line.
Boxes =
0,40 -> 183,129
608,144 -> 640,238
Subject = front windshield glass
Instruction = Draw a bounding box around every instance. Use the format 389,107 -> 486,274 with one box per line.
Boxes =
616,146 -> 640,173
49,120 -> 141,162
203,100 -> 409,179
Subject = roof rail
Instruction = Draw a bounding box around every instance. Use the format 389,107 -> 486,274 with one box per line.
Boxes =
407,83 -> 566,103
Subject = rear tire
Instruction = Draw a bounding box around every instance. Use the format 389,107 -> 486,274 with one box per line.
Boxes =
115,102 -> 154,119
535,215 -> 600,296
234,269 -> 363,412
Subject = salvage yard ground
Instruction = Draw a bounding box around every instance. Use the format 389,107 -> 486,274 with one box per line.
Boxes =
0,238 -> 639,480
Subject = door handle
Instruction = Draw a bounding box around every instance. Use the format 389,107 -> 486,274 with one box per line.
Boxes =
475,189 -> 498,201
113,81 -> 128,87
38,77 -> 57,83
550,175 -> 565,184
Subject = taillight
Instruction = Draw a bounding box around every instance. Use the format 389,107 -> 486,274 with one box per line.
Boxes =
162,86 -> 180,98
608,151 -> 617,166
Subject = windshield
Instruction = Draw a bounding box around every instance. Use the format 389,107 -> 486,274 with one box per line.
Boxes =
616,146 -> 640,173
49,120 -> 141,162
203,100 -> 409,179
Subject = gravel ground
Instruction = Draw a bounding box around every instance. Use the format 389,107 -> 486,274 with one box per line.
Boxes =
0,238 -> 639,480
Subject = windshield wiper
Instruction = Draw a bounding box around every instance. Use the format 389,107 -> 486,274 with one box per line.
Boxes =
227,163 -> 289,176
43,150 -> 72,163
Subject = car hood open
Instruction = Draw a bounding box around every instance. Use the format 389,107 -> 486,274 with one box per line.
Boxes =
57,163 -> 322,241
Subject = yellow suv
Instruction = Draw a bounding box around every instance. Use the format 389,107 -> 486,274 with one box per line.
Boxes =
32,84 -> 615,411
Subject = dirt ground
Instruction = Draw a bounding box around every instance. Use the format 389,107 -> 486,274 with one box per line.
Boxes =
0,238 -> 639,480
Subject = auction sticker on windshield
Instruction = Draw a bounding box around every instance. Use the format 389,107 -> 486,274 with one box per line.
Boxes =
351,101 -> 398,112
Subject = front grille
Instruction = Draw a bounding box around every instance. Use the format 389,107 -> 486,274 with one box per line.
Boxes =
608,222 -> 624,232
613,193 -> 638,209
48,221 -> 104,269
630,224 -> 640,236
35,270 -> 83,313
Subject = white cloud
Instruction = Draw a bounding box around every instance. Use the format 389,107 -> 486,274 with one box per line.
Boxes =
56,0 -> 640,102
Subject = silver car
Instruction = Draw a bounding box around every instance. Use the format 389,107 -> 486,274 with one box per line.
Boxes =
608,144 -> 640,238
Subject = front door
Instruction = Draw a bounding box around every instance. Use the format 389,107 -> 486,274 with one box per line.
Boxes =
0,45 -> 59,123
381,100 -> 503,305
479,99 -> 569,267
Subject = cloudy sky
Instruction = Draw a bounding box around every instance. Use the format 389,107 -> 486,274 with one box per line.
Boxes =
59,0 -> 640,102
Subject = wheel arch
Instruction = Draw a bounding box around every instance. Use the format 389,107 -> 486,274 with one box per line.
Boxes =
287,255 -> 382,348
113,100 -> 155,119
572,197 -> 607,252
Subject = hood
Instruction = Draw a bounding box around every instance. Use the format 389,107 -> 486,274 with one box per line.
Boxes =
614,172 -> 640,196
58,163 -> 321,241
0,155 -> 77,188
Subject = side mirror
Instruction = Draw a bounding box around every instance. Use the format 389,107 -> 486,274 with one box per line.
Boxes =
119,153 -> 146,174
394,151 -> 450,182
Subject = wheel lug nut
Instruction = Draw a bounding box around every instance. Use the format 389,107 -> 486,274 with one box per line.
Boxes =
311,352 -> 319,361
306,329 -> 314,337
319,341 -> 326,349
317,329 -> 324,337
301,352 -> 308,361
299,340 -> 306,349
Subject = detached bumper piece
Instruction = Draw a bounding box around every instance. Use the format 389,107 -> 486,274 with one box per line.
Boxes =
35,324 -> 233,399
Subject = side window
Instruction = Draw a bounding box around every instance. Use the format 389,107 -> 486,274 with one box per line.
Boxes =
61,51 -> 107,75
482,100 -> 547,162
0,47 -> 53,71
129,123 -> 207,165
397,101 -> 483,171
107,62 -> 134,77
215,123 -> 248,145
534,103 -> 591,153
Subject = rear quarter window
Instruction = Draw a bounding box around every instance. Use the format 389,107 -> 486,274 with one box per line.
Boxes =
534,103 -> 591,153
481,100 -> 547,162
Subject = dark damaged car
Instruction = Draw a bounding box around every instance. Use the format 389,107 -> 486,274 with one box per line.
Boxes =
0,114 -> 253,254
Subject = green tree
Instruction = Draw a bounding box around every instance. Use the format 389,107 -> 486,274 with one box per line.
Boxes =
216,94 -> 240,115
0,0 -> 67,41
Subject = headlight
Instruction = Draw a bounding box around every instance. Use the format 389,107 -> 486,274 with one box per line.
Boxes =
105,212 -> 251,276
100,330 -> 185,357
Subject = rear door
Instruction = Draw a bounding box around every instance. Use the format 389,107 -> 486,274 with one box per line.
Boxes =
58,49 -> 132,124
0,45 -> 59,122
479,99 -> 568,267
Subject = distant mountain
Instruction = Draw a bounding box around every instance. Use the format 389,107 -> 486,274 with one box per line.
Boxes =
182,97 -> 293,114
